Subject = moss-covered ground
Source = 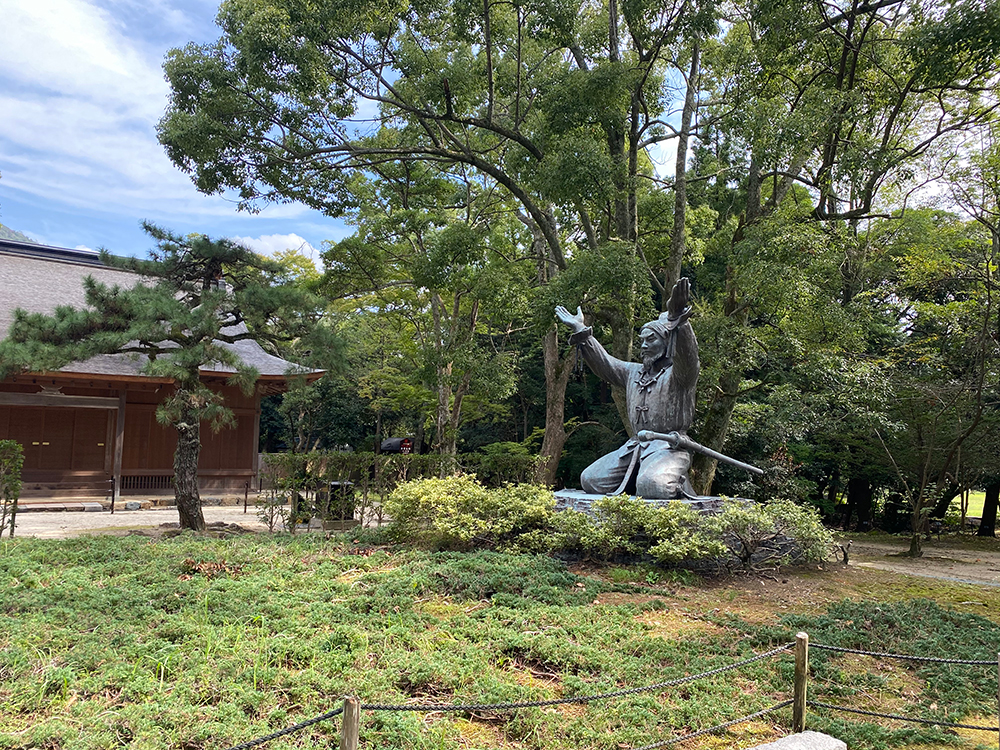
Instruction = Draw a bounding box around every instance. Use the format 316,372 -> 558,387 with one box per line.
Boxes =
0,533 -> 998,750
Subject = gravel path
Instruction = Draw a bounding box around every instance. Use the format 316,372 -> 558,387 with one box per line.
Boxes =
12,505 -> 269,538
848,537 -> 1000,587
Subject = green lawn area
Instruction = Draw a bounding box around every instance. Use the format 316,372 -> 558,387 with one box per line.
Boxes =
0,534 -> 998,750
959,491 -> 986,519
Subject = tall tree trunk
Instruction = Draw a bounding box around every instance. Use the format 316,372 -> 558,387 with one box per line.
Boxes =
173,394 -> 205,532
844,477 -> 873,530
536,326 -> 577,486
664,40 -> 700,297
690,368 -> 740,494
978,480 -> 999,537
690,260 -> 748,495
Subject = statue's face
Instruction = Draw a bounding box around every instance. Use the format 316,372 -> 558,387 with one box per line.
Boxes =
639,326 -> 668,364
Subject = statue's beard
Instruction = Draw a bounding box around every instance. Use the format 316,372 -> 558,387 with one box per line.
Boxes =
642,352 -> 669,372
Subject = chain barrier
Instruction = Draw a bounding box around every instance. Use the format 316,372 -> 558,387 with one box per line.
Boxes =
222,639 -> 996,750
811,701 -> 1000,732
811,643 -> 996,665
222,707 -> 344,750
220,644 -> 791,750
632,699 -> 794,750
360,643 -> 792,713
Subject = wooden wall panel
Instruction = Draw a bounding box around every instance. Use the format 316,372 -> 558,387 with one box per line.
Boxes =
39,408 -> 74,470
219,415 -> 253,471
72,409 -> 109,471
8,407 -> 43,469
146,416 -> 176,470
0,405 -> 9,439
199,420 -> 223,471
122,405 -> 153,470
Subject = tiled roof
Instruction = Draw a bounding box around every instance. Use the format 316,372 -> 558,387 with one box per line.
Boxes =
0,239 -> 318,380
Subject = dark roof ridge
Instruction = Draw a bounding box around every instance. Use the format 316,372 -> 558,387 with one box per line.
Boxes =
0,238 -> 115,269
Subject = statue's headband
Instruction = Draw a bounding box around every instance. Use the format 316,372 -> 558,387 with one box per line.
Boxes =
641,307 -> 691,339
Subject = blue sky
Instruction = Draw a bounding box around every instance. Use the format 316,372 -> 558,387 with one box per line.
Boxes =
0,0 -> 350,260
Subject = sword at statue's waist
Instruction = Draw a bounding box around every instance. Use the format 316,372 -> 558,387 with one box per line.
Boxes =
635,430 -> 764,476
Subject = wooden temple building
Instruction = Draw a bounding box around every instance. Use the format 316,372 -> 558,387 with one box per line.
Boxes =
0,238 -> 315,500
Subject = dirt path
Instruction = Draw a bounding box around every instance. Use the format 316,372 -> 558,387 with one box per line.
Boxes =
847,536 -> 1000,587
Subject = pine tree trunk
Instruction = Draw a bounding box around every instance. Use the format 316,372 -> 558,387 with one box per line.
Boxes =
173,398 -> 205,532
978,480 -> 998,537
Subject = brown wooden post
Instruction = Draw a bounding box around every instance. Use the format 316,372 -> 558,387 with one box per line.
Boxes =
112,390 -> 126,511
793,632 -> 809,733
339,696 -> 360,750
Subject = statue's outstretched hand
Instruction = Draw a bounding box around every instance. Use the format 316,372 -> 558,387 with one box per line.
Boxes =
555,305 -> 587,333
666,277 -> 693,322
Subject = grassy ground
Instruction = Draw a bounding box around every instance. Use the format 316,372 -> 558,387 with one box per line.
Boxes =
0,533 -> 998,750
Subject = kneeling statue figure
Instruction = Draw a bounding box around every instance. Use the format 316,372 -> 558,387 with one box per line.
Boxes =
556,278 -> 760,500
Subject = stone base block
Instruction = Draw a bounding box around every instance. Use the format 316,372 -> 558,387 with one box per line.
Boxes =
749,731 -> 847,750
553,490 -> 726,514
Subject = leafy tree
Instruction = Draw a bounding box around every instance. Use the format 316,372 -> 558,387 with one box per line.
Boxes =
0,224 -> 327,531
157,0 -> 717,480
320,162 -> 527,454
682,0 -> 1000,492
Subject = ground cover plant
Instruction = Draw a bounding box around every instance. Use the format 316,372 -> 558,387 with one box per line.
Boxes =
1,534 -> 998,750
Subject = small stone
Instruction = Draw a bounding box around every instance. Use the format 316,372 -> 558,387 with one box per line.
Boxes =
124,501 -> 142,511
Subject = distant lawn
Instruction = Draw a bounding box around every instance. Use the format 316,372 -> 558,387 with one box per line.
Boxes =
959,491 -> 986,519
0,534 -> 998,750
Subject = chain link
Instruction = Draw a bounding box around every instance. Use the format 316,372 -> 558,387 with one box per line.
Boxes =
632,699 -> 794,750
222,707 -> 344,750
360,644 -> 792,713
811,701 -> 1000,731
811,643 -> 995,665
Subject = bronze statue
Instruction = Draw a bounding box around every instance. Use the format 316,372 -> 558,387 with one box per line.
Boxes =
556,278 -> 700,499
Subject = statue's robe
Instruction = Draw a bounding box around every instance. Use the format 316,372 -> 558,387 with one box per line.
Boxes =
569,320 -> 699,499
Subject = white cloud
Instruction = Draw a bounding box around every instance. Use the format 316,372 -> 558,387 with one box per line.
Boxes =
0,0 -> 349,253
233,233 -> 319,260
0,1 -> 165,118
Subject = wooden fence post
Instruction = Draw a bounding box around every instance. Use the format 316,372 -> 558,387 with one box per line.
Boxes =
340,696 -> 360,750
793,632 -> 809,733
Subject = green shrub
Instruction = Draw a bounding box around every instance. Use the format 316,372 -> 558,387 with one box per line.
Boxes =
707,498 -> 833,570
544,497 -> 725,563
384,475 -> 833,570
385,476 -> 554,549
646,502 -> 727,563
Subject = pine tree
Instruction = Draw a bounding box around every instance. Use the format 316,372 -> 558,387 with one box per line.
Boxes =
1,223 -> 328,530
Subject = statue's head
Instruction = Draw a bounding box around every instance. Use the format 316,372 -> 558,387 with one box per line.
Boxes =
639,314 -> 672,369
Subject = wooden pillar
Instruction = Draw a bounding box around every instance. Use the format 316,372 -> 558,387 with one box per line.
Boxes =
112,390 -> 126,509
793,632 -> 809,733
339,697 -> 360,750
252,384 -> 262,490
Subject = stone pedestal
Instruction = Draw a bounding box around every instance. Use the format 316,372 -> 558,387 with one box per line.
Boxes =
749,731 -> 846,750
553,489 -> 725,514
